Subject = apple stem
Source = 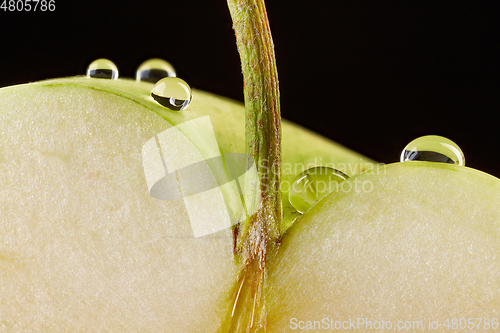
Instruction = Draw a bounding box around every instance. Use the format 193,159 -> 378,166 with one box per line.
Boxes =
222,0 -> 282,331
227,0 -> 282,255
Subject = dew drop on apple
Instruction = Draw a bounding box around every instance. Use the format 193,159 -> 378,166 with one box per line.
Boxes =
400,135 -> 465,166
136,58 -> 176,83
86,58 -> 119,79
289,166 -> 349,214
151,77 -> 192,111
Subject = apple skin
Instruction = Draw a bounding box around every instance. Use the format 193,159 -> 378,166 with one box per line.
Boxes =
0,77 -> 373,331
265,162 -> 500,331
2,77 -> 499,332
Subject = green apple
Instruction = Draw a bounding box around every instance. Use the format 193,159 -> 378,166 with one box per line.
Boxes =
2,76 -> 499,332
266,162 -> 500,331
0,77 -> 373,331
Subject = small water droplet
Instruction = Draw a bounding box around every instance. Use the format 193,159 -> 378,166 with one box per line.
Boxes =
86,58 -> 119,79
289,166 -> 349,214
136,58 -> 176,83
151,77 -> 192,111
400,135 -> 465,166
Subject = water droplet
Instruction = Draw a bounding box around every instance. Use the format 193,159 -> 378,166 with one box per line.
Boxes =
289,166 -> 349,214
86,58 -> 118,79
151,77 -> 192,111
136,58 -> 176,83
400,135 -> 465,166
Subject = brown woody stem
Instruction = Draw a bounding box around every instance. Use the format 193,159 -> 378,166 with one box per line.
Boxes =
227,0 -> 282,256
221,0 -> 282,331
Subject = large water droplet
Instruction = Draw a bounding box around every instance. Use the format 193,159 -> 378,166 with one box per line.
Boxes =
289,166 -> 349,214
86,58 -> 118,79
400,135 -> 465,166
151,77 -> 192,111
136,58 -> 176,83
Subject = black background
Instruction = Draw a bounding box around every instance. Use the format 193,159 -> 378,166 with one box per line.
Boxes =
1,1 -> 498,176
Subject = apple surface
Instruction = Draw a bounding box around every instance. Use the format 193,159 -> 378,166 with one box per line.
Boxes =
2,77 -> 498,332
0,77 -> 372,331
266,162 -> 500,331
